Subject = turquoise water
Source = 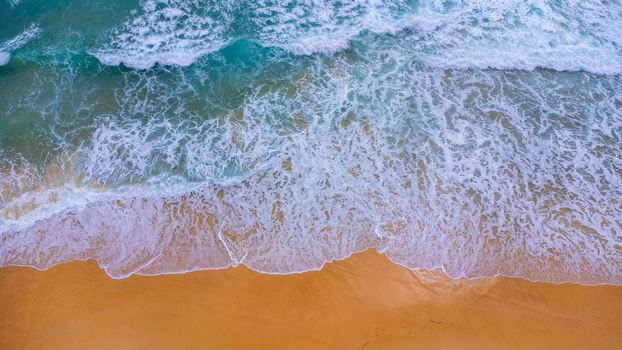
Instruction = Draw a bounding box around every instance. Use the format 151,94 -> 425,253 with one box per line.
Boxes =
1,0 -> 621,282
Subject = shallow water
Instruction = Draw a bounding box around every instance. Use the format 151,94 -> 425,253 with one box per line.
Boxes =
0,0 -> 621,283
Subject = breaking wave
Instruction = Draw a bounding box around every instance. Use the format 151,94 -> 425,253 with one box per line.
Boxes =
92,0 -> 622,74
0,24 -> 40,66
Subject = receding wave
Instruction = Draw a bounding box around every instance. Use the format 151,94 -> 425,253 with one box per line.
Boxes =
1,56 -> 621,283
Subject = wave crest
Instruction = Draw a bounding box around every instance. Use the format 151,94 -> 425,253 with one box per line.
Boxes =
95,0 -> 232,69
0,24 -> 40,66
93,0 -> 622,74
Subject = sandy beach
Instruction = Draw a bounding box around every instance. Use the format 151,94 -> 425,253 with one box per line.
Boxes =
1,250 -> 621,350
2,2 -> 622,349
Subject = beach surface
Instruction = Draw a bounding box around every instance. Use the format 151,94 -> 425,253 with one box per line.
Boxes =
1,250 -> 621,350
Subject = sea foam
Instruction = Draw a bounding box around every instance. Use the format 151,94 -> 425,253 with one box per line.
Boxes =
0,24 -> 40,66
0,52 -> 9,66
2,50 -> 621,283
95,0 -> 232,69
92,0 -> 622,74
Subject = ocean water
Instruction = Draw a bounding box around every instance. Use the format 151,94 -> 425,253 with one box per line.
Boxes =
0,0 -> 621,283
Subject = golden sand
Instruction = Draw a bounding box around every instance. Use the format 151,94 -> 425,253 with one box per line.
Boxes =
1,250 -> 621,349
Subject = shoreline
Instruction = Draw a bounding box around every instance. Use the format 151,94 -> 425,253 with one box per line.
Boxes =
4,248 -> 622,287
1,250 -> 621,349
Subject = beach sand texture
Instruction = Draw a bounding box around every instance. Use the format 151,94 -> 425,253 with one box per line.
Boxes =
1,250 -> 621,350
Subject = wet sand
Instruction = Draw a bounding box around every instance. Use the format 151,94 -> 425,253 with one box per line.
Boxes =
1,250 -> 621,350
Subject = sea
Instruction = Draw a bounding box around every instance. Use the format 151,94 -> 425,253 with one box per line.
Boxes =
0,0 -> 621,283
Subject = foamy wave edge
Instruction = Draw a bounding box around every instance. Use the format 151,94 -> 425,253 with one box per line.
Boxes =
92,35 -> 622,76
1,183 -> 621,286
4,247 -> 622,287
0,24 -> 41,66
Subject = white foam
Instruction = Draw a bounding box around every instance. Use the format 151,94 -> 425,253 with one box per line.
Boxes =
263,0 -> 622,73
1,51 -> 621,283
253,0 -> 422,56
408,0 -> 622,74
93,0 -> 622,74
0,52 -> 9,66
95,0 -> 231,69
0,24 -> 40,66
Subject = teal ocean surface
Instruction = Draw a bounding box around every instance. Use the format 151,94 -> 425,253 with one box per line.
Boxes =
0,0 -> 621,282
